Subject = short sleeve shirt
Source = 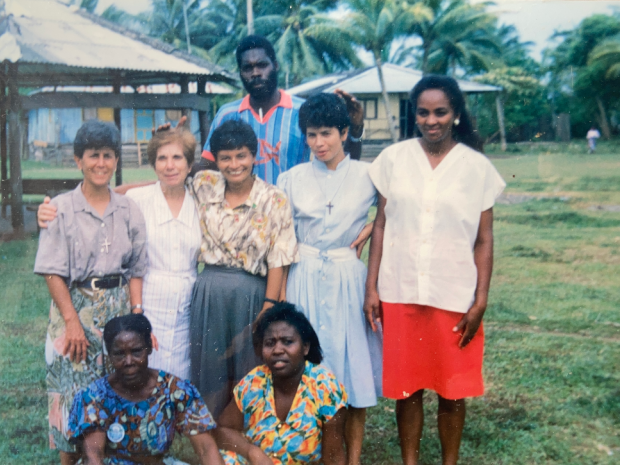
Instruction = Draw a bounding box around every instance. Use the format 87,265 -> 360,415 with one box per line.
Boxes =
67,371 -> 216,464
227,362 -> 347,465
188,170 -> 299,276
201,90 -> 308,185
368,139 -> 506,313
34,184 -> 147,286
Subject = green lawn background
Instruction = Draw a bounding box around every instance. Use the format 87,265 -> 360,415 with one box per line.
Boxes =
1,140 -> 618,464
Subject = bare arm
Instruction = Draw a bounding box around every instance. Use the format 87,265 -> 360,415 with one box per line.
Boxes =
321,408 -> 347,465
214,401 -> 273,465
279,266 -> 289,302
188,432 -> 226,465
82,430 -> 106,465
335,89 -> 364,161
44,274 -> 89,362
454,208 -> 494,348
113,182 -> 154,195
350,221 -> 373,259
128,277 -> 143,310
363,194 -> 387,332
260,266 -> 284,314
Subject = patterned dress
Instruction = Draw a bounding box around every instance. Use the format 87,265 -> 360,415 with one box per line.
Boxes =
221,362 -> 347,465
34,185 -> 147,451
67,371 -> 216,465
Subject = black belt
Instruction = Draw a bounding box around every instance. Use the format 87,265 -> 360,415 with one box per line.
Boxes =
76,275 -> 125,290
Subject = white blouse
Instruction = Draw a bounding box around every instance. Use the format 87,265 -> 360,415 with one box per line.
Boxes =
368,139 -> 505,313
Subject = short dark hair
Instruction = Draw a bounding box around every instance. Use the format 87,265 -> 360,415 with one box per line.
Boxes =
146,128 -> 197,167
253,302 -> 323,365
409,74 -> 483,152
236,35 -> 277,68
103,314 -> 152,353
210,120 -> 258,159
74,120 -> 121,159
299,93 -> 351,135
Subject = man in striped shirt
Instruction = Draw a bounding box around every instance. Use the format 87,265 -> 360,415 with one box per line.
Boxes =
197,35 -> 364,185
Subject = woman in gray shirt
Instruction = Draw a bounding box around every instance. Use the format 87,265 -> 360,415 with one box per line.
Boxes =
34,120 -> 147,465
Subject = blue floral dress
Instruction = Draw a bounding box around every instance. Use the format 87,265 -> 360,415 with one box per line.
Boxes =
68,371 -> 216,464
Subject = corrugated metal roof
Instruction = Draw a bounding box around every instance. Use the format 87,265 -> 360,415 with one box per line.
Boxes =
0,0 -> 235,84
288,64 -> 501,96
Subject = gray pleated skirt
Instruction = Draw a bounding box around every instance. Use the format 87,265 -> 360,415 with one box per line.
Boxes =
189,264 -> 266,418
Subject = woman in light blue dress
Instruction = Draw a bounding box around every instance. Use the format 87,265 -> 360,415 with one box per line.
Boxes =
277,93 -> 382,465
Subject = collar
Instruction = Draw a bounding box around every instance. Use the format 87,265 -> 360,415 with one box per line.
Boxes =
153,182 -> 195,228
205,171 -> 262,210
71,183 -> 120,218
311,153 -> 351,173
238,89 -> 293,123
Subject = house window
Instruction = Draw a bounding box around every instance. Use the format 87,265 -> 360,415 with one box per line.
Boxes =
83,108 -> 97,121
135,110 -> 154,142
359,98 -> 378,119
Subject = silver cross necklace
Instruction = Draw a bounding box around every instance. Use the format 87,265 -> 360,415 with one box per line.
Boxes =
312,159 -> 350,215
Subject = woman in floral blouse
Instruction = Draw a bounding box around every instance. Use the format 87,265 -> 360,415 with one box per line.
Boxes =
188,120 -> 299,419
214,302 -> 348,465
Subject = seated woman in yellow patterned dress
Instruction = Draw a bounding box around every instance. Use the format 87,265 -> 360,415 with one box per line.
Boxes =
214,302 -> 348,465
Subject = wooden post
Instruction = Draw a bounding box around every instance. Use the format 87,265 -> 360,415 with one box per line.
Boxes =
180,76 -> 191,126
113,79 -> 122,186
196,76 -> 210,149
8,62 -> 24,233
0,69 -> 8,218
495,94 -> 507,152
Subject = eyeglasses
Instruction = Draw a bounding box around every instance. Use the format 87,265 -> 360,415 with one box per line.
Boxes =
108,347 -> 149,362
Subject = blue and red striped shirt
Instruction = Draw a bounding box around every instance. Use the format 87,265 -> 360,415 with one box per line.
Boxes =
202,90 -> 309,185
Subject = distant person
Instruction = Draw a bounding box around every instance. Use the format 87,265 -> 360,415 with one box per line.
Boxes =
364,75 -> 505,465
67,314 -> 224,465
587,125 -> 601,154
34,120 -> 147,465
196,35 -> 365,184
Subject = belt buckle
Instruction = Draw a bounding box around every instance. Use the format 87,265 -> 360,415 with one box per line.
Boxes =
91,277 -> 101,291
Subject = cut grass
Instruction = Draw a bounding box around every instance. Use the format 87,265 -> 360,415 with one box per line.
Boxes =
1,143 -> 619,464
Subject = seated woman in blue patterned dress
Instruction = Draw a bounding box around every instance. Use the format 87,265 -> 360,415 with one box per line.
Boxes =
67,314 -> 224,465
214,302 -> 348,465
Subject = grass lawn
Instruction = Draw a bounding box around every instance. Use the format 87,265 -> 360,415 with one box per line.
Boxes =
1,143 -> 619,464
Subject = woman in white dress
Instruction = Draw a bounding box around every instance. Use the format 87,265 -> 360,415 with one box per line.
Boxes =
277,93 -> 382,465
125,129 -> 201,379
38,129 -> 201,380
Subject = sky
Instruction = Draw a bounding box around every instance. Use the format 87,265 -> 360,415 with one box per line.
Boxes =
97,0 -> 620,61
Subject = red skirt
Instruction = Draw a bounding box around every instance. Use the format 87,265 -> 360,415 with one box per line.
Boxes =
382,302 -> 484,400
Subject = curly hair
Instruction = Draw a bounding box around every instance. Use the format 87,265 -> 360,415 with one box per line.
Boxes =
146,128 -> 197,167
299,93 -> 351,135
253,302 -> 323,365
103,314 -> 153,353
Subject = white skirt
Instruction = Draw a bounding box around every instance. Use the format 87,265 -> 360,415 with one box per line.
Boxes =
286,245 -> 382,408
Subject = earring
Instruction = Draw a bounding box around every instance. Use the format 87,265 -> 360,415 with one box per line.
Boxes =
454,118 -> 460,126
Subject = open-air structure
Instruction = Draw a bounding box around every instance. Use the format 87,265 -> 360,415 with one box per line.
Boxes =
0,0 -> 236,233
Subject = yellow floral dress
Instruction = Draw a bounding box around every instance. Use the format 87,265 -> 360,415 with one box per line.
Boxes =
221,362 -> 347,464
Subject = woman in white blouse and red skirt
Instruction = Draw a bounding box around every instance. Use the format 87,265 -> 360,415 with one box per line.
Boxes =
364,75 -> 505,465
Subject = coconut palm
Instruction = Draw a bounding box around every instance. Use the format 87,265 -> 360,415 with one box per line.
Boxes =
400,0 -> 500,76
344,0 -> 431,142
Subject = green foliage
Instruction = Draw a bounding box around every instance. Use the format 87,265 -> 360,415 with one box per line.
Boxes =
79,0 -> 98,13
546,14 -> 620,138
475,67 -> 550,141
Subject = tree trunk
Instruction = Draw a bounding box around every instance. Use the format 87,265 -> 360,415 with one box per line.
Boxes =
495,94 -> 507,152
375,56 -> 399,143
596,97 -> 611,140
247,0 -> 254,35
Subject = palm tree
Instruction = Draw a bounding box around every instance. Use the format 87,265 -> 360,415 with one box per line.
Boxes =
344,0 -> 430,142
402,0 -> 500,76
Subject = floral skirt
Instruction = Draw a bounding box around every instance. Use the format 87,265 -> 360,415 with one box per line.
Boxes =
46,285 -> 130,452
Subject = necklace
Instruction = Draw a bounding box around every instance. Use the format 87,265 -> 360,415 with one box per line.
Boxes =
311,159 -> 350,215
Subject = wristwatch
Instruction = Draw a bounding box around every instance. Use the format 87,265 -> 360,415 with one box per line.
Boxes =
131,304 -> 144,314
